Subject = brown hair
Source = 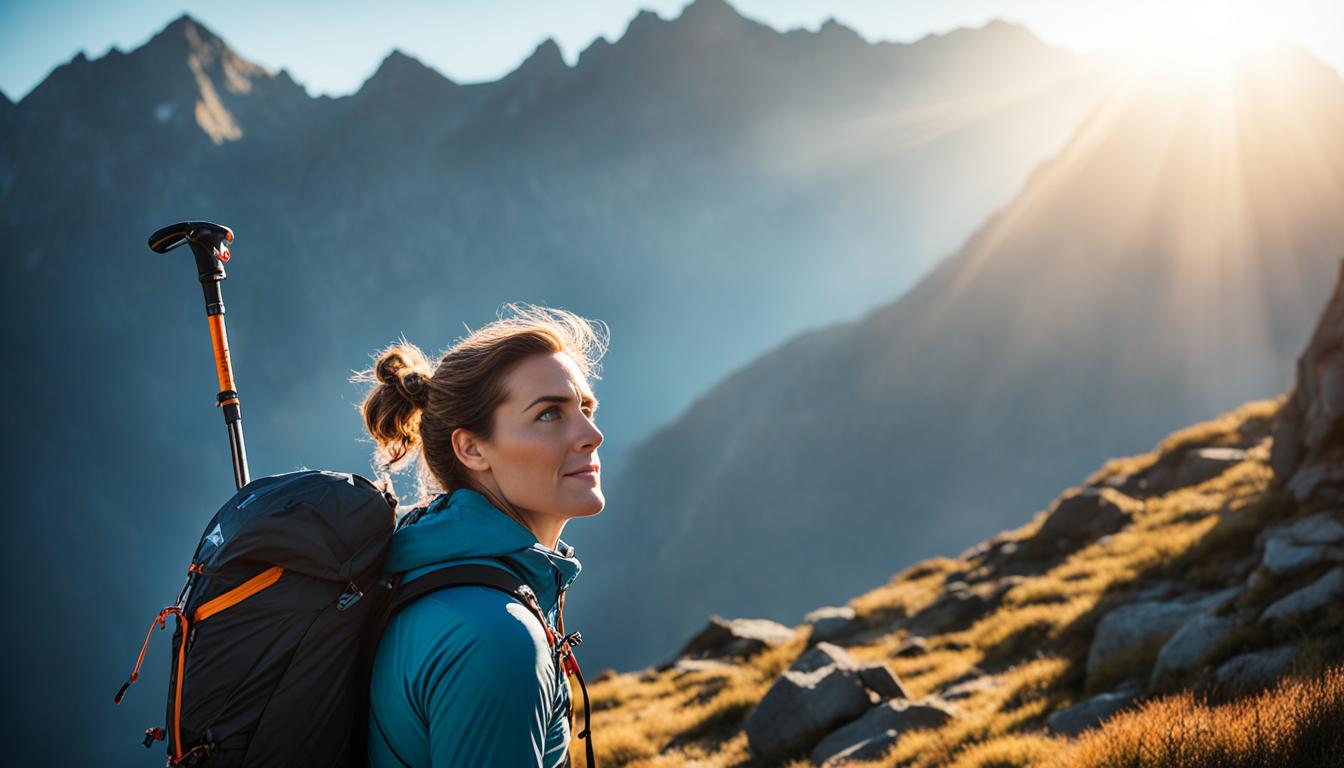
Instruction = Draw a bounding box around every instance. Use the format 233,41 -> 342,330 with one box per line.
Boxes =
351,302 -> 610,507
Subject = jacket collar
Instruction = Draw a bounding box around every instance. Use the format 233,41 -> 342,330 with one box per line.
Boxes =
386,486 -> 582,616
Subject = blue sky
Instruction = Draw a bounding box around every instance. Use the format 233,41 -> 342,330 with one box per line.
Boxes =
2,0 -> 1340,102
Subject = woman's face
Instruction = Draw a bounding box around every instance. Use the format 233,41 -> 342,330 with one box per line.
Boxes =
458,351 -> 605,535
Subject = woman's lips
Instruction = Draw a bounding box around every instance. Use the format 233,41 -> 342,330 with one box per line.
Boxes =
565,470 -> 598,481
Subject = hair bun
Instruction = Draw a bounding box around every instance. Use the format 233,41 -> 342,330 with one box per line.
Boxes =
396,369 -> 430,410
375,347 -> 431,410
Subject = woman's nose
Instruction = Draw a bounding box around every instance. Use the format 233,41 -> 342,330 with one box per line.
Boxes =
578,418 -> 603,449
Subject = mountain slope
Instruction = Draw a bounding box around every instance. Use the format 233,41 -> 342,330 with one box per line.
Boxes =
573,44 -> 1344,673
573,257 -> 1344,767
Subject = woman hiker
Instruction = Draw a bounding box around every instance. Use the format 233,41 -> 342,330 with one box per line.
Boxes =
356,303 -> 609,767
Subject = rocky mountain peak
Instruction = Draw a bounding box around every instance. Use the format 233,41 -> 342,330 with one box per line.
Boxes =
357,48 -> 457,99
678,0 -> 743,25
816,17 -> 865,44
510,37 -> 567,79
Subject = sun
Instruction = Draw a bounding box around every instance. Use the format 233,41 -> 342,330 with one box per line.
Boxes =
1127,0 -> 1288,78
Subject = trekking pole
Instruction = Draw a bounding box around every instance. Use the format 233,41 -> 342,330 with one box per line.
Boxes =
148,221 -> 251,490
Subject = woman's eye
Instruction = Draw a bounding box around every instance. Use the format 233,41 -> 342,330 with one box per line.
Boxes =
538,405 -> 595,422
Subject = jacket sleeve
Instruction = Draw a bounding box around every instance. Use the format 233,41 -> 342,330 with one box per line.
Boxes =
416,587 -> 558,768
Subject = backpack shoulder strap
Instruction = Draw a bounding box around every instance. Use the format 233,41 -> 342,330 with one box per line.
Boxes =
393,562 -> 554,644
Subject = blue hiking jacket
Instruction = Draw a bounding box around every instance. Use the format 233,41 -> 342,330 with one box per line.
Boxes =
368,487 -> 582,767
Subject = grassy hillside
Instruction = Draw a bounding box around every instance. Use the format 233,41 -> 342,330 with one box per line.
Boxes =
570,395 -> 1344,766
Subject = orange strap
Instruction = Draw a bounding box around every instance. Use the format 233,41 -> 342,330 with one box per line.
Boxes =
115,607 -> 182,703
171,611 -> 191,762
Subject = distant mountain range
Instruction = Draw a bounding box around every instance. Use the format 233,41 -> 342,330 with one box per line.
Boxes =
0,2 -> 1108,763
569,43 -> 1344,674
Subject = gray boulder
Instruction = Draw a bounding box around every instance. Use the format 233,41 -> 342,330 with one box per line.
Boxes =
1045,682 -> 1142,736
1262,539 -> 1344,575
1149,612 -> 1241,688
669,615 -> 794,666
1270,511 -> 1344,545
745,650 -> 875,759
1036,487 -> 1142,548
858,664 -> 909,701
1260,512 -> 1344,575
1257,540 -> 1344,575
810,699 -> 956,766
1086,588 -> 1238,680
788,642 -> 909,700
1214,644 -> 1300,693
1285,461 -> 1344,506
1261,567 -> 1344,621
791,642 -> 857,674
805,605 -> 863,646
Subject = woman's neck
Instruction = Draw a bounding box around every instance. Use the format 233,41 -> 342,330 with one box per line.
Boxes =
473,483 -> 564,550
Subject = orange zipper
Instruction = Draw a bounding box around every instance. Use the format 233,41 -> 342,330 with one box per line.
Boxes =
192,566 -> 285,622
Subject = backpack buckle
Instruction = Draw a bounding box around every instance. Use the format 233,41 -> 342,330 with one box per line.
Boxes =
142,726 -> 165,748
336,582 -> 363,611
515,584 -> 541,612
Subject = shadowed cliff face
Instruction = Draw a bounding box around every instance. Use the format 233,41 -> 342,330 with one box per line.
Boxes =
571,44 -> 1344,674
1,3 -> 1108,763
1271,260 -> 1344,506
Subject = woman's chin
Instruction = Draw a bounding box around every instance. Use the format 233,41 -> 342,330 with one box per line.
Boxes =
569,490 -> 605,517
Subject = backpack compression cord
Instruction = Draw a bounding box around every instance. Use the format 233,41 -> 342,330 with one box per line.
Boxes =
555,587 -> 596,768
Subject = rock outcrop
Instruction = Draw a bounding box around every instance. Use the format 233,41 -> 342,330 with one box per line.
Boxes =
1045,681 -> 1143,736
1271,259 -> 1344,506
664,615 -> 794,668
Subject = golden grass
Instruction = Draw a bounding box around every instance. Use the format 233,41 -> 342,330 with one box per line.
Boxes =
1058,664 -> 1344,767
878,658 -> 1073,767
1082,397 -> 1282,488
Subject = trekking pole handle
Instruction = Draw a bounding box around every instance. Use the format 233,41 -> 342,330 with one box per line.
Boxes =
148,221 -> 251,489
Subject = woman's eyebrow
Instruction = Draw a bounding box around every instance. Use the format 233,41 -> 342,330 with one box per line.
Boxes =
523,393 -> 599,412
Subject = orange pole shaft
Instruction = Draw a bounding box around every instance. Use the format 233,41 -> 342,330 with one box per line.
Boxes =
207,315 -> 239,407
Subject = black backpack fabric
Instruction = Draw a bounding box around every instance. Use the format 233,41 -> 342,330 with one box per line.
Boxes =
115,469 -> 596,767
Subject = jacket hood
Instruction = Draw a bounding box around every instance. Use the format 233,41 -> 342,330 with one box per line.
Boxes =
385,486 -> 582,617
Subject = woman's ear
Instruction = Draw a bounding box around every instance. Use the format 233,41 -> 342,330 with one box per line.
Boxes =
451,427 -> 491,472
